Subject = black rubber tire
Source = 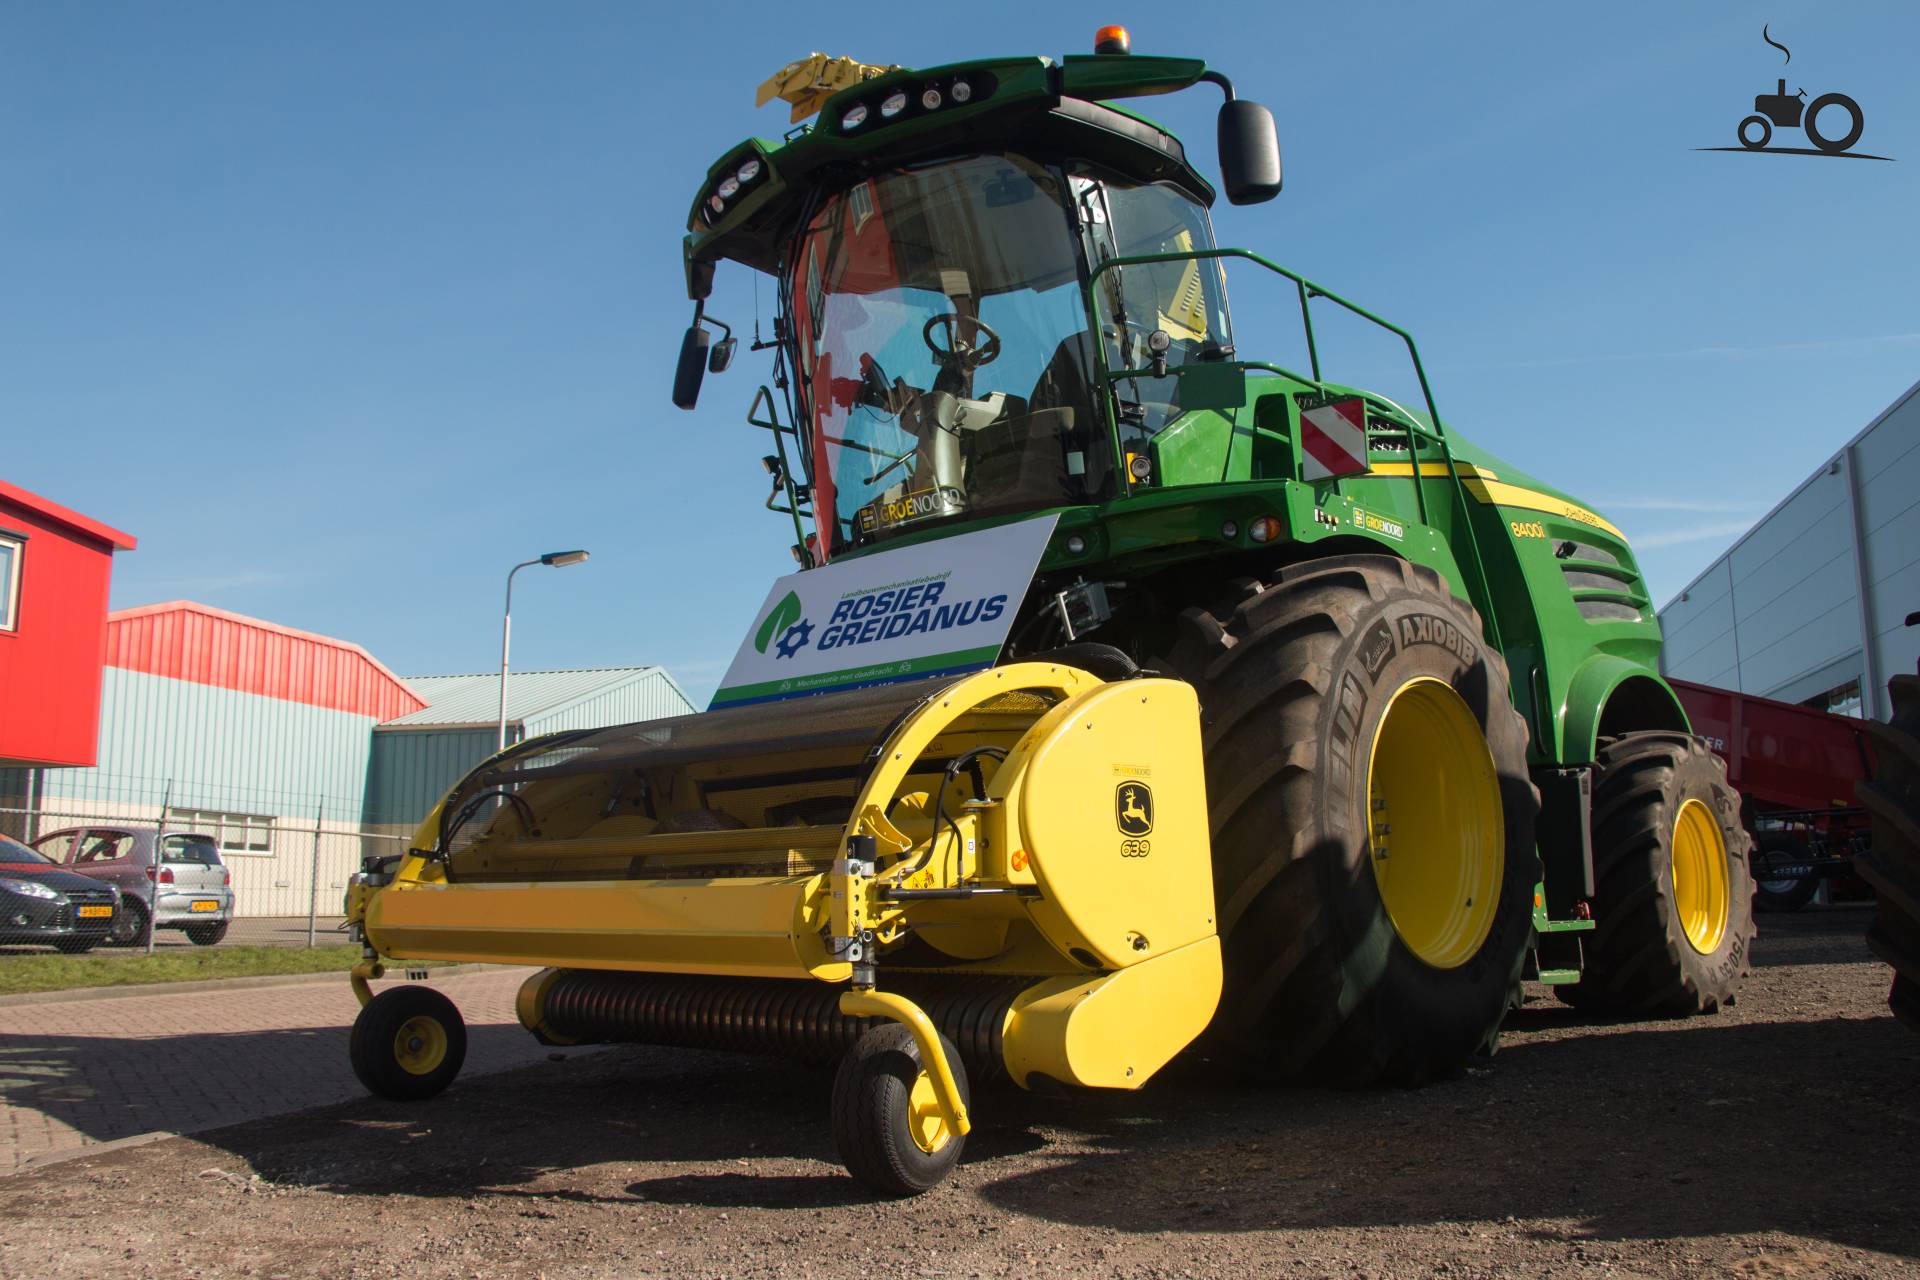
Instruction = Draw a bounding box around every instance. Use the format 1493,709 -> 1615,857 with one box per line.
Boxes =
1751,832 -> 1821,912
831,1023 -> 969,1197
185,922 -> 229,946
349,985 -> 468,1101
1161,554 -> 1539,1085
1560,733 -> 1755,1015
1738,114 -> 1772,149
1804,92 -> 1864,153
1857,673 -> 1920,1031
54,938 -> 97,954
108,900 -> 151,949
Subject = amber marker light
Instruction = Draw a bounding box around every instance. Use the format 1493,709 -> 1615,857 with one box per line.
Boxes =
1094,25 -> 1131,55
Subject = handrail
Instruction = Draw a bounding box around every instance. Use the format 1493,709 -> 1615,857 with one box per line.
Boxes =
1082,247 -> 1503,651
1087,247 -> 1449,436
747,383 -> 812,550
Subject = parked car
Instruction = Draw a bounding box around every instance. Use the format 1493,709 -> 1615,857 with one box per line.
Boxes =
32,826 -> 234,946
0,833 -> 121,952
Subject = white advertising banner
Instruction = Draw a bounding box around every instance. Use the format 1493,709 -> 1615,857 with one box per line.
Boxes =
710,515 -> 1059,708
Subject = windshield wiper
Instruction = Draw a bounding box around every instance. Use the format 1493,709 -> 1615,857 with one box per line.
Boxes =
864,448 -> 916,487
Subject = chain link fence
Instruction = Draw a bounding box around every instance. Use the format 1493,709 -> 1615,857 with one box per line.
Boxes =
0,792 -> 410,955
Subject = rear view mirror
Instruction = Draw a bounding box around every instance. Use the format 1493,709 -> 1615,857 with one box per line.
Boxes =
1217,99 -> 1282,205
708,336 -> 737,374
673,325 -> 710,410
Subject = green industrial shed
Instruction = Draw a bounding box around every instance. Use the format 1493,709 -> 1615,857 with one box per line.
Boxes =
363,667 -> 696,836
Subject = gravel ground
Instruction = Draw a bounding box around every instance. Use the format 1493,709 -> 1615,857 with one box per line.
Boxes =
2,907 -> 1914,1279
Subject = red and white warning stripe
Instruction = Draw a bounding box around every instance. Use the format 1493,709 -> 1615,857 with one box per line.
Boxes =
1300,398 -> 1370,481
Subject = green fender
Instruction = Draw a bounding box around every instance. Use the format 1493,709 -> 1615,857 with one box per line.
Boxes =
1558,655 -> 1691,765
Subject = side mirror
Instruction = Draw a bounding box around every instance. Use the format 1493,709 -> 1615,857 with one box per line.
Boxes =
708,335 -> 737,374
1217,99 -> 1282,205
672,325 -> 710,410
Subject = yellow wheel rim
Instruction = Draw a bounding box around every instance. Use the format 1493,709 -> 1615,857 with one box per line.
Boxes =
393,1014 -> 449,1076
1365,677 -> 1505,969
906,1069 -> 952,1155
1672,798 -> 1730,954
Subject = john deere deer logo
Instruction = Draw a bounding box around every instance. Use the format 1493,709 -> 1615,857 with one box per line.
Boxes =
1699,26 -> 1890,162
1115,782 -> 1153,837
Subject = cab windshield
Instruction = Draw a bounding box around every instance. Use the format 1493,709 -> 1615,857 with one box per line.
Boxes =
794,153 -> 1101,552
791,152 -> 1225,553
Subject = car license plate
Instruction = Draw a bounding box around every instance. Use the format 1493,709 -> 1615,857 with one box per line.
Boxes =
190,900 -> 219,913
77,905 -> 113,919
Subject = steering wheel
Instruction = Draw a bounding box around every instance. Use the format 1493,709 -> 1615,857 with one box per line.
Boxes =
922,314 -> 1001,370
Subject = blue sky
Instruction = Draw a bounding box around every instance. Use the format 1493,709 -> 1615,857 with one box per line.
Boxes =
5,3 -> 1916,704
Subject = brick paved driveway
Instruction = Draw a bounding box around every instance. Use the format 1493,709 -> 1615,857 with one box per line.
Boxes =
0,967 -> 558,1172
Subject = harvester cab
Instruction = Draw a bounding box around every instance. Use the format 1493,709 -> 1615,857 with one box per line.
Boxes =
344,29 -> 1759,1199
672,36 -> 1281,563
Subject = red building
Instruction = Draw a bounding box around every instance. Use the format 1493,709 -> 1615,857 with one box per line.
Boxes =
0,480 -> 138,769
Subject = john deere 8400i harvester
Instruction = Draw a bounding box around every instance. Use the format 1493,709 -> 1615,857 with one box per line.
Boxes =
344,30 -> 1755,1196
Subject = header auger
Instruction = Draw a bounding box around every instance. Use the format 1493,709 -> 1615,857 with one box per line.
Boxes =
345,29 -> 1754,1196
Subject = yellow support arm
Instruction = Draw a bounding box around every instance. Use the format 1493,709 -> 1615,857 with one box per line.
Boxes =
838,989 -> 971,1136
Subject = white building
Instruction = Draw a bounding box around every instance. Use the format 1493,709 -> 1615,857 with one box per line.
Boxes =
1658,379 -> 1920,720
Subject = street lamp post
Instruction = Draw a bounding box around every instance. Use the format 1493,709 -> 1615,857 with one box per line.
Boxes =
498,549 -> 590,752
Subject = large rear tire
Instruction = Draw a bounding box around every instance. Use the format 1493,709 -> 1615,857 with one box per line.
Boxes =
1858,674 -> 1920,1030
1560,733 -> 1755,1014
1163,554 -> 1539,1085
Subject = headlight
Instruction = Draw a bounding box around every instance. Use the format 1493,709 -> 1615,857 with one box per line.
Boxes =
880,91 -> 908,119
717,176 -> 740,199
841,103 -> 868,129
951,80 -> 972,104
0,877 -> 59,901
735,158 -> 762,183
920,88 -> 942,110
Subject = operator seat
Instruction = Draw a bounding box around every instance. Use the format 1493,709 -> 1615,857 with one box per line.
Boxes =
966,331 -> 1106,509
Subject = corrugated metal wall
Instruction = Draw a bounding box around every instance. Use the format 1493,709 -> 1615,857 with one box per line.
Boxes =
1659,380 -> 1919,715
34,668 -> 380,916
363,727 -> 499,833
362,671 -> 695,833
107,602 -> 424,721
1660,468 -> 1863,696
525,669 -> 694,735
1854,389 -> 1920,687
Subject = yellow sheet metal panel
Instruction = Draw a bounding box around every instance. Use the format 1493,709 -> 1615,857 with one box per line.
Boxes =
364,874 -> 848,980
514,968 -> 579,1044
1012,679 -> 1215,969
1001,935 -> 1222,1089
